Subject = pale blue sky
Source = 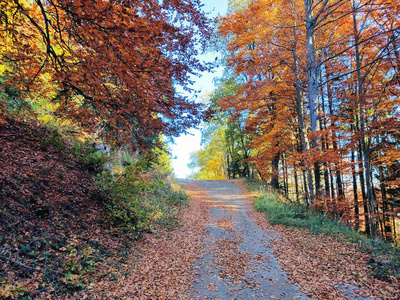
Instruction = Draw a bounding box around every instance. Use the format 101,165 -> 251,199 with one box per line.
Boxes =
169,0 -> 228,178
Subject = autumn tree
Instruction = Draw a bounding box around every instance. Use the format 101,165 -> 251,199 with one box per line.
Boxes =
189,74 -> 252,180
217,0 -> 400,239
1,0 -> 211,149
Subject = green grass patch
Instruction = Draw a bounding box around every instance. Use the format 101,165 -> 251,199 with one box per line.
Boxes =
254,195 -> 364,240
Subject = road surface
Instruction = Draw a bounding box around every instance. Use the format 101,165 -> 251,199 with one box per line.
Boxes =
181,179 -> 309,300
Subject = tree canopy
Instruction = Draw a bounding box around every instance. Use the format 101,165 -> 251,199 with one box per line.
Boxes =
1,0 -> 211,148
204,0 -> 400,240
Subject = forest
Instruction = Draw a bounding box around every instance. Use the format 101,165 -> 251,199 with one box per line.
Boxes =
1,0 -> 400,298
190,0 -> 400,242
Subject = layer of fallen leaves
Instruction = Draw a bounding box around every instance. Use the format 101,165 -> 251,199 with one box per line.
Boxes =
0,118 -> 127,298
271,227 -> 399,299
89,181 -> 211,299
240,182 -> 400,299
213,237 -> 250,282
197,190 -> 266,296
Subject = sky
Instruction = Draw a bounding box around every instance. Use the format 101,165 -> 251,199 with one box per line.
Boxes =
168,0 -> 228,179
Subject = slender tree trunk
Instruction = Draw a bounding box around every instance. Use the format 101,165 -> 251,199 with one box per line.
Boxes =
329,169 -> 335,199
336,167 -> 345,202
292,18 -> 312,206
303,170 -> 309,205
391,205 -> 398,245
294,165 -> 300,203
352,2 -> 377,237
304,0 -> 320,139
237,122 -> 250,178
283,154 -> 289,197
304,0 -> 325,203
325,75 -> 336,201
226,153 -> 231,179
319,78 -> 331,208
270,153 -> 280,189
357,141 -> 370,236
379,165 -> 393,241
326,72 -> 345,213
350,133 -> 360,231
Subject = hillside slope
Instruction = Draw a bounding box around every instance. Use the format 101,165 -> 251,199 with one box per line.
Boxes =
0,119 -> 124,298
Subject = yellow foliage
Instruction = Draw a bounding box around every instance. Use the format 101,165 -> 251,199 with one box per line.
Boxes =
191,128 -> 227,180
0,282 -> 26,298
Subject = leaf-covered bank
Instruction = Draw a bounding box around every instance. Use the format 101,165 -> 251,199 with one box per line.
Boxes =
0,119 -> 191,299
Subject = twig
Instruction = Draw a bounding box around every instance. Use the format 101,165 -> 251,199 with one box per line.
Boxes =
0,247 -> 8,256
51,278 -> 60,300
0,255 -> 42,273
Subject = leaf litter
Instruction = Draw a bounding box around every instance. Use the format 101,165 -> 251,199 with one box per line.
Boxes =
240,180 -> 400,300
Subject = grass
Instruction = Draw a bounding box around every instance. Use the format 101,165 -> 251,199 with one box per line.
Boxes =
251,183 -> 400,280
254,195 -> 365,241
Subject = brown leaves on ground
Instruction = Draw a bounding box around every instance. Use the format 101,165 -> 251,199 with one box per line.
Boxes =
0,119 -> 124,298
272,227 -> 400,299
0,119 -> 105,229
213,236 -> 250,281
88,181 -> 211,299
216,216 -> 235,233
1,119 -> 212,299
246,192 -> 400,299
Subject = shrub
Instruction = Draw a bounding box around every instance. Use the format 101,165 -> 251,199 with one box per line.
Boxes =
39,128 -> 66,150
72,141 -> 111,173
96,160 -> 188,238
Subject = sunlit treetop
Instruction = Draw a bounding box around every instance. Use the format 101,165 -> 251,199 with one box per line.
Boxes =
0,0 -> 212,149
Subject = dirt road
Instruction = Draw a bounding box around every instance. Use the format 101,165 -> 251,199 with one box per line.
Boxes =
181,179 -> 309,300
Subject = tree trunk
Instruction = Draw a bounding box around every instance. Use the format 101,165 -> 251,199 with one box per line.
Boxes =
292,17 -> 312,205
304,0 -> 324,203
270,153 -> 280,190
352,2 -> 377,237
294,165 -> 300,203
350,136 -> 360,231
379,165 -> 393,242
357,141 -> 370,236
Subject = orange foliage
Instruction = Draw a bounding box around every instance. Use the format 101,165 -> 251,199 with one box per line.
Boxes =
1,0 -> 210,148
218,0 -> 400,239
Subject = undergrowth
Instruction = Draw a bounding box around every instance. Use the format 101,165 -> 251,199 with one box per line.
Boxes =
97,164 -> 188,239
72,141 -> 111,173
70,139 -> 189,238
251,183 -> 400,280
28,122 -> 188,238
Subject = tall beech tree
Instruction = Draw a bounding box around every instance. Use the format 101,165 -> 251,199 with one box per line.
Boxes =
1,0 -> 211,149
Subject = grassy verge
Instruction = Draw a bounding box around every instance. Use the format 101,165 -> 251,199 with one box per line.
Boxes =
254,194 -> 364,240
251,184 -> 400,280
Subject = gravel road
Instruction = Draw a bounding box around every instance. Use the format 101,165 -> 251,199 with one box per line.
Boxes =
185,179 -> 309,300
